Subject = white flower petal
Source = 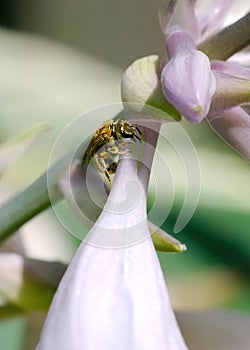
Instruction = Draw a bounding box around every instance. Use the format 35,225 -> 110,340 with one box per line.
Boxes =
36,231 -> 188,350
36,158 -> 188,350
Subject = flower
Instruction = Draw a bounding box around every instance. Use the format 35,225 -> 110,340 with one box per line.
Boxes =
161,24 -> 216,123
207,60 -> 250,161
35,122 -> 188,350
25,2 -> 250,348
159,0 -> 250,160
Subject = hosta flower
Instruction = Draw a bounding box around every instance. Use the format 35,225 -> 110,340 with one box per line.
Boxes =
36,127 -> 188,350
161,24 -> 216,123
159,0 -> 250,160
207,60 -> 250,161
207,106 -> 250,161
35,144 -> 250,349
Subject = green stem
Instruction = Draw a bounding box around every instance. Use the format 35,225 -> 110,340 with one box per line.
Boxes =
0,110 -> 125,244
0,305 -> 24,320
198,12 -> 250,60
0,156 -> 68,243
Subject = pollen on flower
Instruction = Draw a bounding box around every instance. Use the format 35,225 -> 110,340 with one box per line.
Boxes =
192,104 -> 203,116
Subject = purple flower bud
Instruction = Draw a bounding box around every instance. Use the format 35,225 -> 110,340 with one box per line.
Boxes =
161,26 -> 216,123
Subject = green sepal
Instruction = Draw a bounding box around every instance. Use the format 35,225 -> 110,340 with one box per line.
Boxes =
121,55 -> 181,121
149,221 -> 187,253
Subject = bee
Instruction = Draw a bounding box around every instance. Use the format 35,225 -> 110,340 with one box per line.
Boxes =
82,119 -> 142,186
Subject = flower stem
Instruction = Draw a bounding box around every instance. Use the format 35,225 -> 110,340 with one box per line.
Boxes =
0,156 -> 66,243
162,0 -> 180,35
198,12 -> 250,60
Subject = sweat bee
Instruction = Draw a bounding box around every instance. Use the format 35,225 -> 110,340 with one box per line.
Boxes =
82,119 -> 142,186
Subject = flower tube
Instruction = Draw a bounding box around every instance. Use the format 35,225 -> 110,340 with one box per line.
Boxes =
36,122 -> 188,350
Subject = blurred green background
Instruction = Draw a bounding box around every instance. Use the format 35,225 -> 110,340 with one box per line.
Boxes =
0,1 -> 249,349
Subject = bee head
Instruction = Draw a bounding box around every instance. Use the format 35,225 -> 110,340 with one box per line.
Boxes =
119,121 -> 142,141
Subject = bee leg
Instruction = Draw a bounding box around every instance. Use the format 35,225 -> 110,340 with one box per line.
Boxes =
104,170 -> 112,188
93,153 -> 107,173
108,142 -> 131,156
107,162 -> 118,175
118,141 -> 133,154
104,163 -> 118,188
107,145 -> 120,155
93,153 -> 112,187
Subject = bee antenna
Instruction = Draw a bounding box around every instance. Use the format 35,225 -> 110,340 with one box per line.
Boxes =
136,126 -> 142,135
134,133 -> 142,141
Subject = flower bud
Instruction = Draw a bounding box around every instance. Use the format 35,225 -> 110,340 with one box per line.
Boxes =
161,26 -> 216,123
